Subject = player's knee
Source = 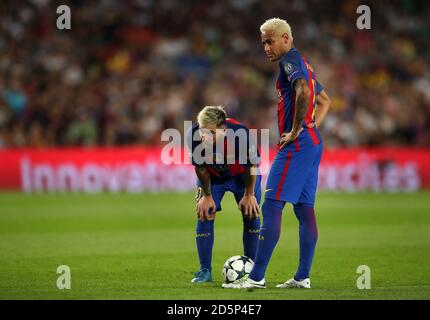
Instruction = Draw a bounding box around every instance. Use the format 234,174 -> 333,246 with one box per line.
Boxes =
259,199 -> 284,238
196,219 -> 214,233
196,212 -> 217,223
261,198 -> 284,216
293,203 -> 313,217
242,215 -> 260,229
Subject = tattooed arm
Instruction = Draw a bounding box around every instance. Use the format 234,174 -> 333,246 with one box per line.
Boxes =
195,166 -> 216,221
279,78 -> 311,149
238,165 -> 260,220
195,166 -> 212,196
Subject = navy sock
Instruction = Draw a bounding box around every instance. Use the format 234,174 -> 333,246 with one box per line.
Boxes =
242,216 -> 261,261
196,220 -> 214,272
293,204 -> 318,280
249,198 -> 285,281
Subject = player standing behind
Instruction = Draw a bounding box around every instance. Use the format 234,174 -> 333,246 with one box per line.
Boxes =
223,18 -> 331,289
186,106 -> 262,283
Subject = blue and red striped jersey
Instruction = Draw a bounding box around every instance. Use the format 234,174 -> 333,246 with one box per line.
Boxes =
186,118 -> 260,182
276,47 -> 324,136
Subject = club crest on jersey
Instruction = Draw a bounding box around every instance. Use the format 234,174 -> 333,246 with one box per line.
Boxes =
284,63 -> 293,74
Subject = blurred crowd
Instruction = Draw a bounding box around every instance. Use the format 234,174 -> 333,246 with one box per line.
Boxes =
0,0 -> 429,148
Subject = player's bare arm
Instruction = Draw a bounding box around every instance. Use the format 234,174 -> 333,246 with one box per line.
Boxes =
238,165 -> 260,220
280,78 -> 310,149
314,90 -> 331,129
195,166 -> 216,221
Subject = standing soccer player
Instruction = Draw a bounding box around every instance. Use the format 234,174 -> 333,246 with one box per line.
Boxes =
223,18 -> 331,289
186,106 -> 262,283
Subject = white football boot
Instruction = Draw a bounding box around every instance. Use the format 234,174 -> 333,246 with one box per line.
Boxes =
222,275 -> 266,289
276,277 -> 311,289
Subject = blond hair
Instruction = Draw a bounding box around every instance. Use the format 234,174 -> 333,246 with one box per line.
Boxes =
197,106 -> 227,128
260,18 -> 293,41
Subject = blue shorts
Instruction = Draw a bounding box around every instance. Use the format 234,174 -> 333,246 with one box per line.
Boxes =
264,128 -> 323,206
196,174 -> 262,212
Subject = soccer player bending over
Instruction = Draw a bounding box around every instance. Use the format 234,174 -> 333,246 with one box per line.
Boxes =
186,106 -> 262,283
223,18 -> 331,289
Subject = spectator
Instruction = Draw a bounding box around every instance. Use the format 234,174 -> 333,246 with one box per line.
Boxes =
0,0 -> 429,148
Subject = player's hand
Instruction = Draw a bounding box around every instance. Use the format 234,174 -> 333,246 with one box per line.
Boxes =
196,196 -> 216,221
279,128 -> 303,149
238,194 -> 260,220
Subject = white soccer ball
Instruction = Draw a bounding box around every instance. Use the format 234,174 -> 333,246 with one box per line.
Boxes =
222,255 -> 254,283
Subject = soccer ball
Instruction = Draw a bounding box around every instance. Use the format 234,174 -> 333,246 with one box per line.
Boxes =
222,255 -> 254,283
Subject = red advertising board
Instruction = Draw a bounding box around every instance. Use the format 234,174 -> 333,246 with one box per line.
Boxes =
0,147 -> 428,192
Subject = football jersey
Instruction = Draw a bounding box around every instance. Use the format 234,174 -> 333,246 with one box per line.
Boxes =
276,47 -> 324,136
186,118 -> 260,182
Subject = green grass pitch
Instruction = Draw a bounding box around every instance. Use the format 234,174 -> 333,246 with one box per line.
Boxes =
0,191 -> 429,300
